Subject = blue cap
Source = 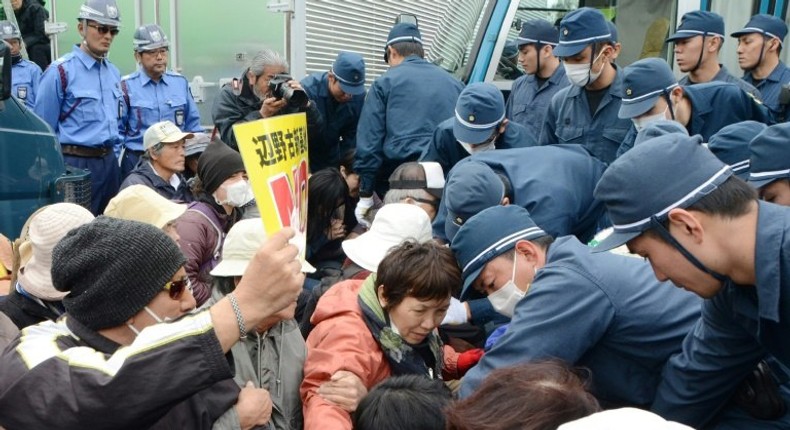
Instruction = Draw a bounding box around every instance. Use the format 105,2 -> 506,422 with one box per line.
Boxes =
731,14 -> 788,43
331,51 -> 366,96
667,10 -> 725,42
444,161 -> 505,242
450,205 -> 547,299
748,123 -> 790,189
607,20 -> 618,43
453,83 -> 505,144
619,58 -> 678,119
708,121 -> 766,180
553,8 -> 612,58
593,133 -> 732,252
517,19 -> 559,47
634,120 -> 689,146
503,40 -> 518,58
386,23 -> 422,47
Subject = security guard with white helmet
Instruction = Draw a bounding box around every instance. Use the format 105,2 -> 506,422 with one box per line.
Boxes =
0,20 -> 41,109
118,24 -> 203,179
34,0 -> 124,215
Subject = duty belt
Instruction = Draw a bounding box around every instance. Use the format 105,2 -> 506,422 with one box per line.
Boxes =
61,144 -> 112,158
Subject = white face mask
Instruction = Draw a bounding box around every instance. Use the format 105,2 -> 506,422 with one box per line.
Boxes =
127,306 -> 174,337
459,139 -> 496,155
487,253 -> 526,318
563,49 -> 607,87
633,108 -> 669,132
216,179 -> 253,207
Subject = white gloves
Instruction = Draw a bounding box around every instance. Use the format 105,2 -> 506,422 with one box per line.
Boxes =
442,297 -> 469,325
354,196 -> 374,228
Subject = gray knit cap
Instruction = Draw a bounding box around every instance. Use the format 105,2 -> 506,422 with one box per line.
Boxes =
51,216 -> 186,330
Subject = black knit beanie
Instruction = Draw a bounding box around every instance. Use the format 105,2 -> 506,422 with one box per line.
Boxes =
198,141 -> 246,194
51,217 -> 187,331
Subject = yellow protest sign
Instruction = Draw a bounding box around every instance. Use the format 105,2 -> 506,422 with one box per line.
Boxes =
234,113 -> 309,261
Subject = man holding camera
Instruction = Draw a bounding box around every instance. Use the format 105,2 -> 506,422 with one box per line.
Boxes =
213,48 -> 324,169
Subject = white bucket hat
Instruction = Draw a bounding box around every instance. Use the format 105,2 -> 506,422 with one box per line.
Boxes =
17,203 -> 94,301
211,218 -> 315,277
558,408 -> 693,430
342,203 -> 433,273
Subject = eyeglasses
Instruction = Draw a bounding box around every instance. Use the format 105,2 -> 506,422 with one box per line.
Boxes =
142,48 -> 169,57
87,23 -> 120,36
164,277 -> 192,300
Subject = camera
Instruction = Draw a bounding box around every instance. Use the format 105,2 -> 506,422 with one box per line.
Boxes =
268,74 -> 308,108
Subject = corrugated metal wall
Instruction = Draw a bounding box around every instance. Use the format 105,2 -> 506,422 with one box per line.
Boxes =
304,0 -> 454,84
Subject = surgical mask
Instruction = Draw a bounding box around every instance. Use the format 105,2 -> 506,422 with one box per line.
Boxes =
459,139 -> 496,155
632,108 -> 669,132
563,49 -> 607,87
487,253 -> 526,318
215,179 -> 253,207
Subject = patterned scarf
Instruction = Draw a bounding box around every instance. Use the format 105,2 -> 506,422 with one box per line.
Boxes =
357,275 -> 443,379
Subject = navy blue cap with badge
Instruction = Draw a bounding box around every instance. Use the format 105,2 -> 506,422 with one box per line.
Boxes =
332,51 -> 366,96
553,7 -> 611,58
517,19 -> 559,47
748,122 -> 790,189
444,161 -> 505,242
451,205 -> 547,299
666,10 -> 725,42
619,58 -> 678,119
453,83 -> 506,144
593,133 -> 732,252
731,14 -> 788,43
709,121 -> 766,180
384,22 -> 422,62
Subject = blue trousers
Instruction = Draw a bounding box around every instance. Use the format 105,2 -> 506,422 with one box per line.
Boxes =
63,152 -> 120,215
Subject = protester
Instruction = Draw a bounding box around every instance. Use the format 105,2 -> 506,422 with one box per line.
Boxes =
104,184 -> 187,242
353,375 -> 452,430
382,161 -> 445,222
11,0 -> 50,70
184,132 -> 211,182
558,408 -> 692,430
306,168 -> 348,268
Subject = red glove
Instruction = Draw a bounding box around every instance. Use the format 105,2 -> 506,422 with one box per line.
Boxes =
456,348 -> 485,376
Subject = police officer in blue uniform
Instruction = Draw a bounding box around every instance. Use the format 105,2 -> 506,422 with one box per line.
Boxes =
506,19 -> 568,139
354,22 -> 464,226
0,20 -> 41,109
539,7 -> 631,164
301,51 -> 366,171
616,58 -> 772,156
594,131 -> 790,429
420,82 -> 536,176
709,120 -> 767,180
732,15 -> 790,122
668,10 -> 762,99
118,24 -> 203,179
34,0 -> 124,215
452,205 -> 701,406
434,144 -> 608,245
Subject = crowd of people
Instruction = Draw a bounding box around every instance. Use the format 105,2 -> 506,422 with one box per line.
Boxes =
1,0 -> 790,429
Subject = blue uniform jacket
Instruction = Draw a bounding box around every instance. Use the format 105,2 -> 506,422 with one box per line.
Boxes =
506,65 -> 569,138
679,64 -> 762,100
743,62 -> 790,122
539,66 -> 631,164
419,117 -> 537,176
11,59 -> 41,109
119,160 -> 193,203
460,236 -> 702,406
617,82 -> 773,157
652,202 -> 790,428
433,145 -> 608,243
119,69 -> 203,152
354,55 -> 464,195
301,71 -> 364,169
34,45 -> 123,148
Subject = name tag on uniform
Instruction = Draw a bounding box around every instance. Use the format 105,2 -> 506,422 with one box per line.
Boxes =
175,109 -> 184,126
118,100 -> 124,119
17,86 -> 27,100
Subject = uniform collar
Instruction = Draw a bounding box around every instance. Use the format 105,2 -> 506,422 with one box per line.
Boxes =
566,64 -> 624,102
71,44 -> 107,70
549,63 -> 567,84
316,72 -> 330,97
712,64 -> 734,82
141,70 -> 169,86
763,61 -> 788,83
682,85 -> 712,134
753,201 -> 787,322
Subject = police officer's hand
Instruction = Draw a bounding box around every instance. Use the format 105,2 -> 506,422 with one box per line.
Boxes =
260,96 -> 287,118
236,381 -> 272,430
354,196 -> 374,228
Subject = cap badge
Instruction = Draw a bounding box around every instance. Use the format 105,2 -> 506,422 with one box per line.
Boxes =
3,26 -> 11,35
106,5 -> 118,19
468,114 -> 475,122
562,27 -> 569,36
454,216 -> 465,226
626,88 -> 632,96
150,30 -> 162,42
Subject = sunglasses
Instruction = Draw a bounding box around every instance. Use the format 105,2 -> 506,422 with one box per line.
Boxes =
87,23 -> 120,36
164,277 -> 191,300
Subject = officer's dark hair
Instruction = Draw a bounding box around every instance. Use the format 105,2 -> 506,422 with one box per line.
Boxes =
645,176 -> 757,239
352,375 -> 451,430
445,361 -> 600,430
376,240 -> 459,311
390,41 -> 425,59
